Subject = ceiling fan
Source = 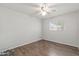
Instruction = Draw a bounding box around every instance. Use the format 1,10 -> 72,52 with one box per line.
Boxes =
39,3 -> 56,16
25,3 -> 56,16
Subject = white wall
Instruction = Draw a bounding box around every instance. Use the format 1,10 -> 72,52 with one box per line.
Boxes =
0,7 -> 41,52
43,11 -> 79,47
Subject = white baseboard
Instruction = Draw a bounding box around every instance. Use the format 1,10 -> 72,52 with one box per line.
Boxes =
0,38 -> 41,53
44,38 -> 79,48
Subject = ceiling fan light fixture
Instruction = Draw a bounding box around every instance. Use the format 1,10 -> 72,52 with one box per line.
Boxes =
41,11 -> 47,16
40,3 -> 48,16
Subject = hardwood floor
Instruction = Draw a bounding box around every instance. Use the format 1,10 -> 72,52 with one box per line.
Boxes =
10,40 -> 79,56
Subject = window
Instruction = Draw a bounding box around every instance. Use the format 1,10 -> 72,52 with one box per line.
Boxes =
49,22 -> 64,31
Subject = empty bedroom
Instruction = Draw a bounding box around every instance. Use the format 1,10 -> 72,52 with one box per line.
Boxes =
0,3 -> 79,56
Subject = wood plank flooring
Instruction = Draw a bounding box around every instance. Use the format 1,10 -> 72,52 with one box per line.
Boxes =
10,40 -> 79,56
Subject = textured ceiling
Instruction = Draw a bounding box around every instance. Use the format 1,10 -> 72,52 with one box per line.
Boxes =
0,3 -> 79,19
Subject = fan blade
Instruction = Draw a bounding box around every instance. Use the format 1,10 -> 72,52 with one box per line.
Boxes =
21,3 -> 40,8
48,3 -> 62,8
